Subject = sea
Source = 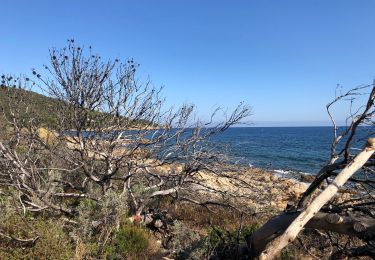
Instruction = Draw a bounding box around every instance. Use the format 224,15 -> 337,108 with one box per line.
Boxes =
73,126 -> 371,179
211,126 -> 370,178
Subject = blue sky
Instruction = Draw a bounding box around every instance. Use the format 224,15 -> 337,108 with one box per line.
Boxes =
1,0 -> 375,126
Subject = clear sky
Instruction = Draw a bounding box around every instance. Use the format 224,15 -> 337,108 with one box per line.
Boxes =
1,0 -> 375,126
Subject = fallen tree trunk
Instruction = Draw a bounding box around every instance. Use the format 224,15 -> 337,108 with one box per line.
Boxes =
248,211 -> 375,256
255,138 -> 375,260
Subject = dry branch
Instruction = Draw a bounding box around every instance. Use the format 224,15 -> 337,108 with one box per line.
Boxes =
249,212 -> 375,256
257,138 -> 375,260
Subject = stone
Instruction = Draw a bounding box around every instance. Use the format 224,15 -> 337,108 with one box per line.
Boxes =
270,174 -> 278,181
300,173 -> 315,183
262,175 -> 271,182
277,201 -> 287,210
270,188 -> 279,194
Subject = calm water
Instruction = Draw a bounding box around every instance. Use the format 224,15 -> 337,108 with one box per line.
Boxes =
71,126 -> 370,177
211,127 -> 369,175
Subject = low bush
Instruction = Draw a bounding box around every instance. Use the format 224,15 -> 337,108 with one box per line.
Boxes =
0,215 -> 74,260
106,224 -> 156,259
170,218 -> 260,260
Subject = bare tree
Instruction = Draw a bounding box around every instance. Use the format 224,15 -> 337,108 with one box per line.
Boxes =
0,39 -> 251,224
249,84 -> 375,258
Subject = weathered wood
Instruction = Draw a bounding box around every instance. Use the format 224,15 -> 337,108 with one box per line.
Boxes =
257,138 -> 375,260
249,212 -> 375,256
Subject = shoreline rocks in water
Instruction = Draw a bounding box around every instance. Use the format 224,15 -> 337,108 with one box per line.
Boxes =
300,173 -> 315,183
147,162 -> 354,213
194,166 -> 309,212
195,165 -> 360,213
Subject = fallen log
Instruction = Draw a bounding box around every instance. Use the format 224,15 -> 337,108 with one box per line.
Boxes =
255,138 -> 375,260
248,211 -> 375,256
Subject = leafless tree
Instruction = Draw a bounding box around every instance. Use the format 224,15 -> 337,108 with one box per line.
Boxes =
0,39 -> 251,226
249,84 -> 375,259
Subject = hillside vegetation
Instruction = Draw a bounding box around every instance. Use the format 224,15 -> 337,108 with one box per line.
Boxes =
0,86 -> 152,130
0,86 -> 60,128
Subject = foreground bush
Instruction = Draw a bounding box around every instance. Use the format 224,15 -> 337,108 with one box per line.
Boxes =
0,215 -> 74,259
106,224 -> 157,259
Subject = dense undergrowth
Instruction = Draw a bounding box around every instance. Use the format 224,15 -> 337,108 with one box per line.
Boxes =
0,189 -> 265,259
0,185 -> 360,259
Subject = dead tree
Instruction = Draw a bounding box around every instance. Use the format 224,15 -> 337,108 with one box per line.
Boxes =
249,84 -> 375,258
0,40 -> 251,221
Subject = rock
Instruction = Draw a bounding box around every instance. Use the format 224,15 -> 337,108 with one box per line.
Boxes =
248,200 -> 257,208
340,192 -> 351,201
270,188 -> 279,194
289,183 -> 307,200
282,179 -> 294,186
300,173 -> 315,183
37,127 -> 58,144
277,201 -> 287,210
294,183 -> 307,193
154,219 -> 163,229
290,192 -> 300,200
262,175 -> 271,182
270,174 -> 278,181
275,195 -> 283,201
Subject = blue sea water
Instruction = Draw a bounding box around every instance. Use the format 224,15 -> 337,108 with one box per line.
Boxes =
71,126 -> 370,177
211,127 -> 369,176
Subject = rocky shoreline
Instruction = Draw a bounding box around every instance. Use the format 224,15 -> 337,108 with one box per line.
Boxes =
194,166 -> 357,213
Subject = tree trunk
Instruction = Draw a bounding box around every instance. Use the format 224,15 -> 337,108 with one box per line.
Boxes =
257,138 -> 375,260
249,212 -> 375,256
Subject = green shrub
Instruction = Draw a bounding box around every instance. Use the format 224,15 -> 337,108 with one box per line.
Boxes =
106,224 -> 151,259
0,216 -> 74,260
171,220 -> 201,255
175,223 -> 260,260
207,222 -> 259,248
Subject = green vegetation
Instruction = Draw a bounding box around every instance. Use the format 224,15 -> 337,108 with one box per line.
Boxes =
0,86 -> 155,131
0,86 -> 61,128
0,198 -> 74,260
106,224 -> 152,259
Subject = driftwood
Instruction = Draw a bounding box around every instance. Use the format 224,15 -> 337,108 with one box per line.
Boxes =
248,83 -> 375,258
254,138 -> 375,260
248,212 -> 375,256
